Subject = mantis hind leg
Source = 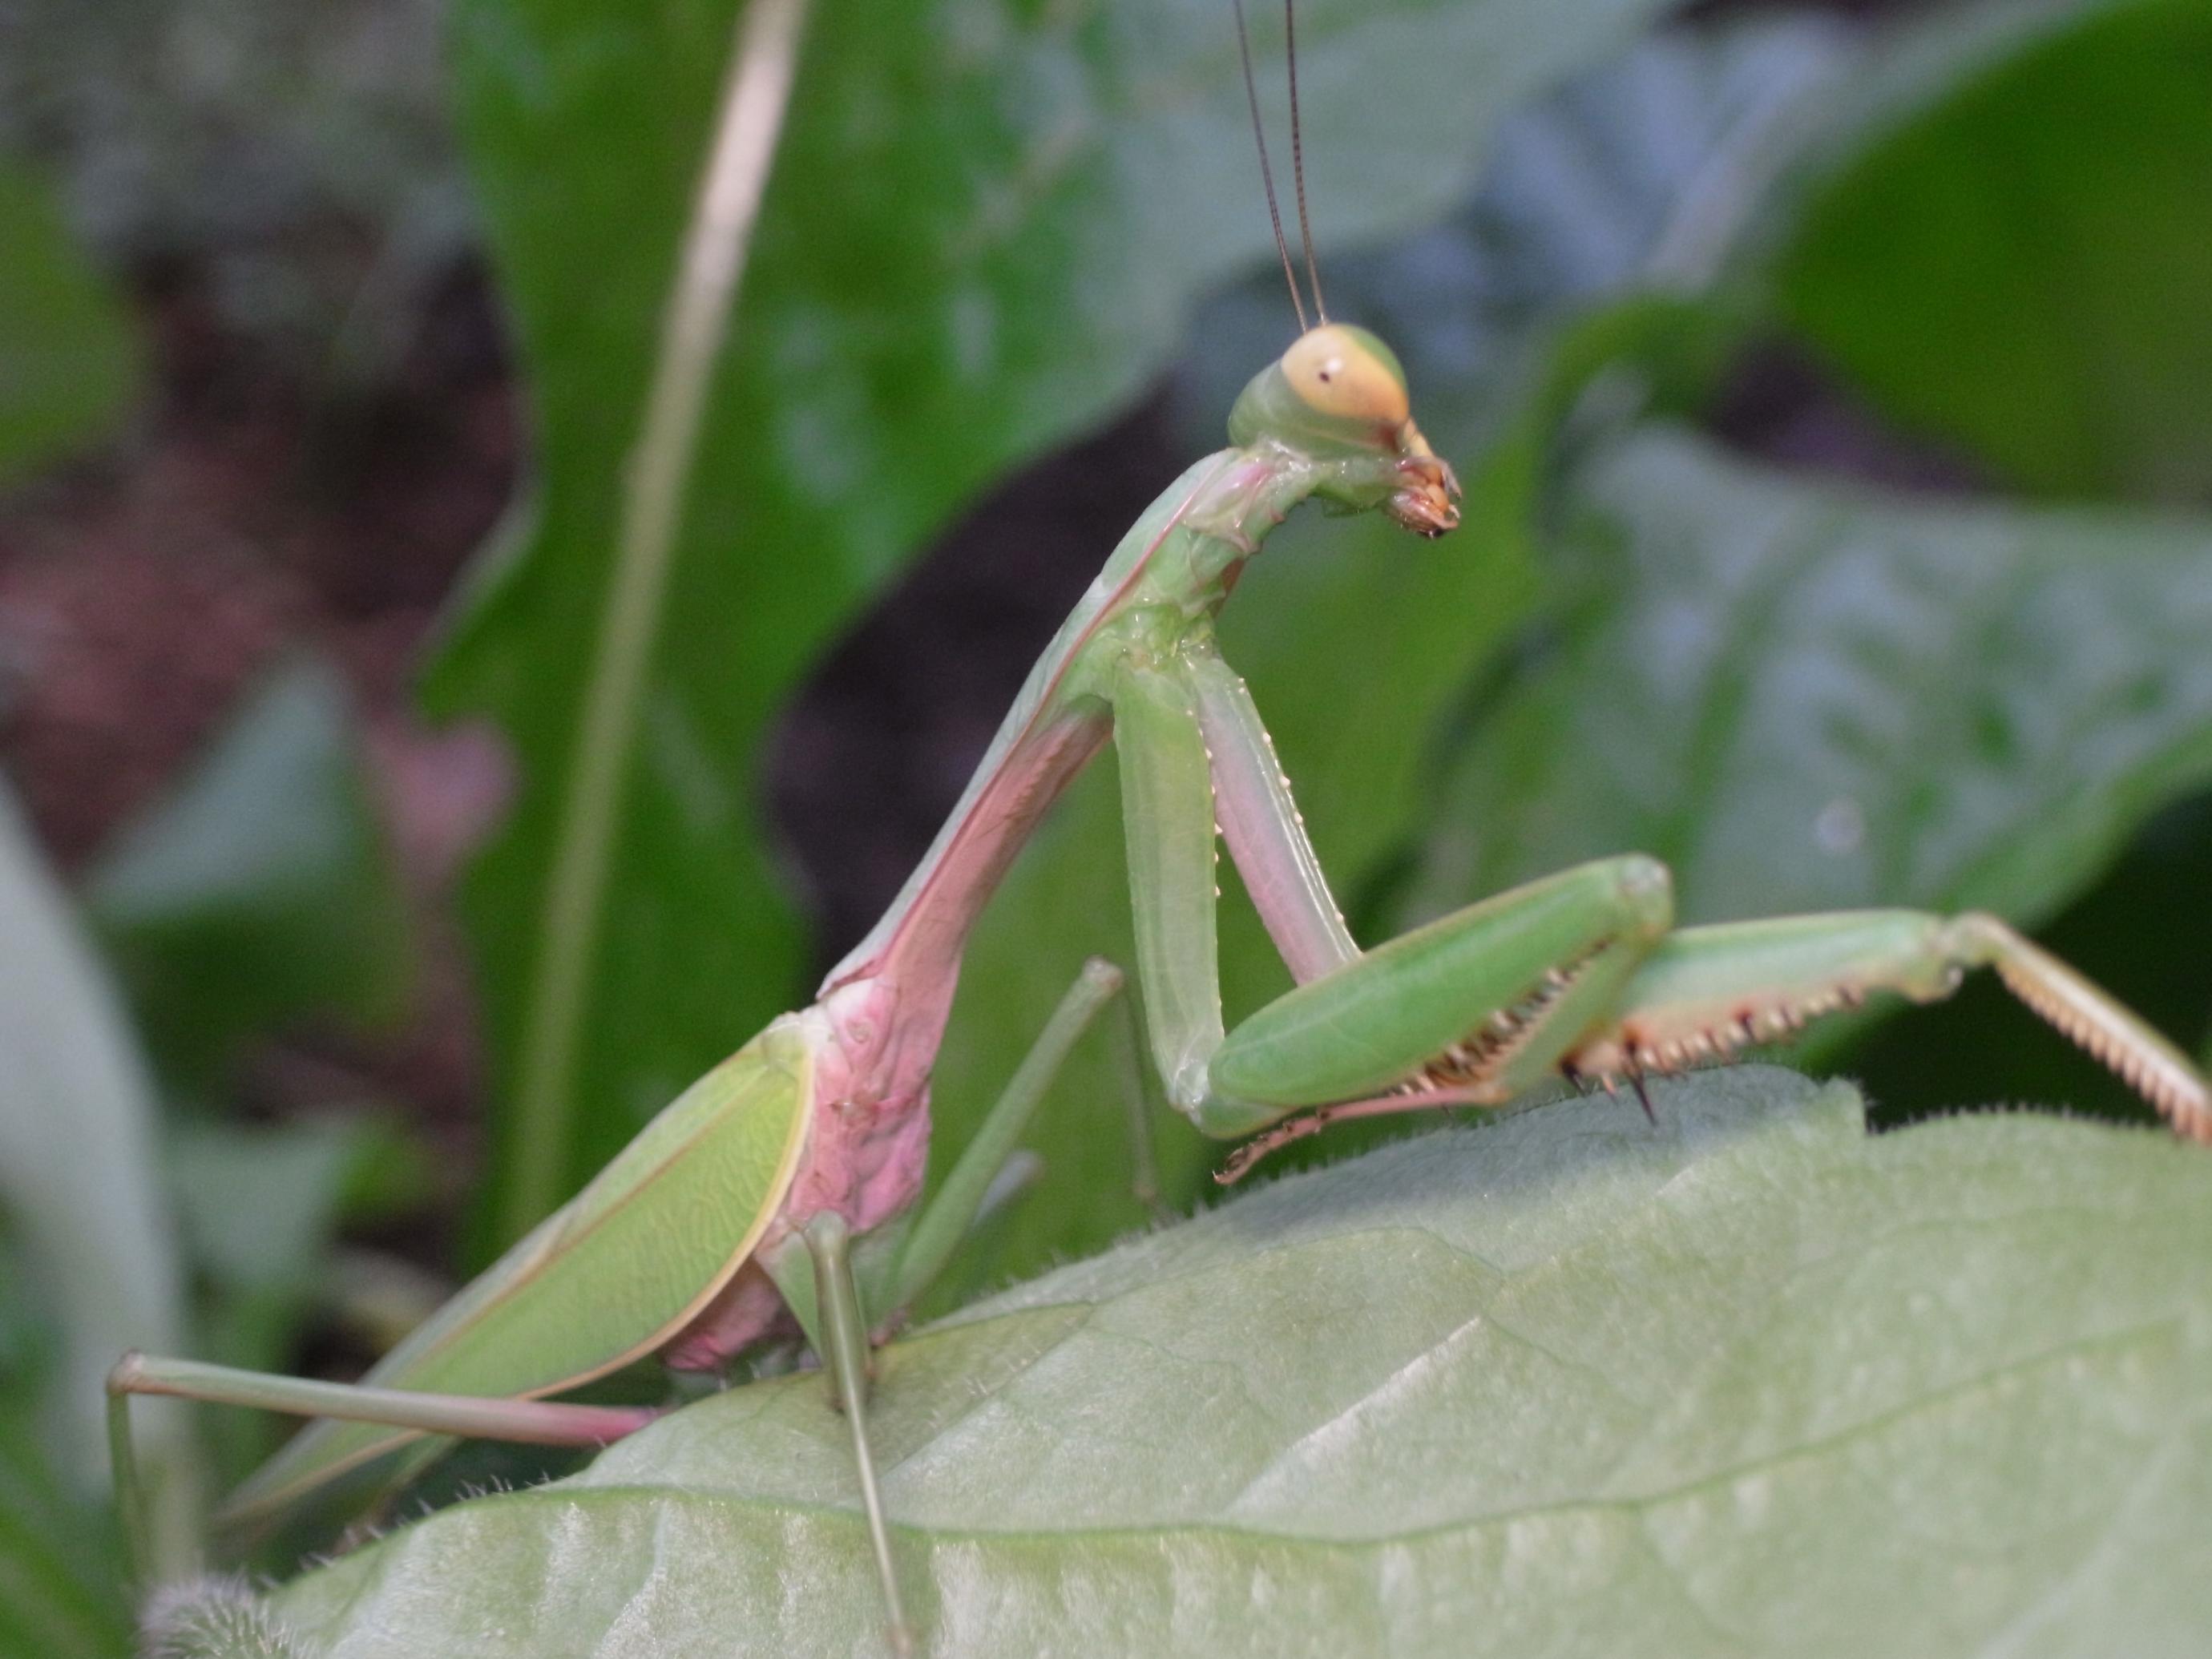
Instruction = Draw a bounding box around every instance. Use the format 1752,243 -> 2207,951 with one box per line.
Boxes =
1566,909 -> 2212,1136
103,1356 -> 658,1586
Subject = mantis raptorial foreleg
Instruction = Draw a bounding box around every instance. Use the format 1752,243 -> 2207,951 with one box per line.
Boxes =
1101,636 -> 2212,1177
1115,647 -> 1666,1132
1231,906 -> 2212,1175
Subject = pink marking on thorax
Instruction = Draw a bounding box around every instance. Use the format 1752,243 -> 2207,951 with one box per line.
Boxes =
783,977 -> 935,1233
661,979 -> 933,1370
823,454 -> 1257,1009
664,452 -> 1296,1374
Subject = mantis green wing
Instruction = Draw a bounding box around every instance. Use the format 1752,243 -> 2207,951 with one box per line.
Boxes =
223,1015 -> 816,1518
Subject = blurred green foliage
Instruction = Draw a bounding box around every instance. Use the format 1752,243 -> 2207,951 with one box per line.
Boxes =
0,159 -> 138,487
1406,426 -> 2212,1105
2,0 -> 2212,1649
0,662 -> 418,1651
1778,0 -> 2212,501
0,784 -> 184,1654
87,658 -> 417,1093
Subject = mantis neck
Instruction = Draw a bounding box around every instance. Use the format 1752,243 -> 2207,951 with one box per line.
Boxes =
817,443 -> 1322,1069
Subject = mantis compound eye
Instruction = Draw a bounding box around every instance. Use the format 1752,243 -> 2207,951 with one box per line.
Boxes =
1281,324 -> 1411,427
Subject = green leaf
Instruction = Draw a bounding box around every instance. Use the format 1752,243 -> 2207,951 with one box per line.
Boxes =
0,780 -> 197,1588
265,1067 -> 2212,1654
0,1421 -> 132,1659
1774,0 -> 2212,503
1414,426 -> 2212,923
0,155 -> 139,484
431,0 -> 1685,1251
926,18 -> 1855,1296
86,656 -> 414,1088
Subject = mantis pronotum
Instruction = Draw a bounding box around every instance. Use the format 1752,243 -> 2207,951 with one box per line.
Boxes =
109,2 -> 2212,1649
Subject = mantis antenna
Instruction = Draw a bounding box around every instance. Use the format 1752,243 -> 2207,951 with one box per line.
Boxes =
1282,0 -> 1326,322
1232,0 -> 1326,329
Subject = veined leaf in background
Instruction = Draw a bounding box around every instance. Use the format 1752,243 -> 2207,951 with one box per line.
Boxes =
1775,0 -> 2212,503
264,1068 -> 2212,1655
428,0 -> 1685,1253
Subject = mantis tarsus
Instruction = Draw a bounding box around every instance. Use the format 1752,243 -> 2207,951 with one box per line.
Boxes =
109,3 -> 2212,1652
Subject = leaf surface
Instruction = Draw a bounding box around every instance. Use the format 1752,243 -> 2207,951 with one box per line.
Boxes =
268,1067 -> 2212,1657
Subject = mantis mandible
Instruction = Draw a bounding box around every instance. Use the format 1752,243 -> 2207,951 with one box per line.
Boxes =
109,2 -> 2212,1649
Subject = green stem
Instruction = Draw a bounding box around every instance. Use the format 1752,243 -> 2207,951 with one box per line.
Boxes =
501,0 -> 814,1243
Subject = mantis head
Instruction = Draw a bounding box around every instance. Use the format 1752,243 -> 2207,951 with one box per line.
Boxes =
1229,323 -> 1462,538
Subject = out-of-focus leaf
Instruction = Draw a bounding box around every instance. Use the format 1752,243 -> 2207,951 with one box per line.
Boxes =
430,0 -> 1687,1252
1774,0 -> 2212,502
86,656 -> 414,1087
1406,427 -> 2212,1115
168,1124 -> 394,1354
0,780 -> 197,1581
169,1124 -> 387,1315
927,20 -> 1857,1295
0,155 -> 139,485
165,1118 -> 433,1489
0,1258 -> 133,1657
0,1414 -> 132,1659
1415,425 -> 2212,922
0,0 -> 460,373
264,1068 -> 2212,1656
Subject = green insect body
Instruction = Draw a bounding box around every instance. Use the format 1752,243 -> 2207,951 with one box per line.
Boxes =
109,323 -> 2212,1653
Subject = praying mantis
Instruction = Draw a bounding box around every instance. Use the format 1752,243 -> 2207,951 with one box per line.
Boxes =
107,2 -> 2212,1653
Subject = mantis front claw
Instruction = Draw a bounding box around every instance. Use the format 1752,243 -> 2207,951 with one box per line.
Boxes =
1214,894 -> 2212,1185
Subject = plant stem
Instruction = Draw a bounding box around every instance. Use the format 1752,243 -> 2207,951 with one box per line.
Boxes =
501,0 -> 813,1245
